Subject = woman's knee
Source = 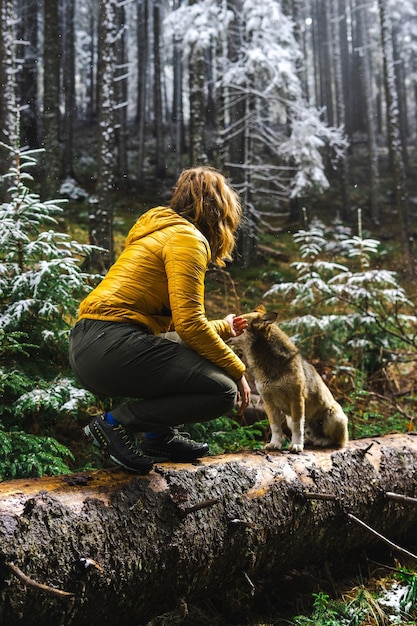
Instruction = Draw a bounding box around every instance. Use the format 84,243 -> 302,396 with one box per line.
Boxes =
217,379 -> 238,414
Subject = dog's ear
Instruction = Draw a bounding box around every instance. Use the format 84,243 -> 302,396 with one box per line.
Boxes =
253,303 -> 277,324
262,312 -> 277,324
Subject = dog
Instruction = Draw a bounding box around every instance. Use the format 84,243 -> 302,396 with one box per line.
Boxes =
233,305 -> 348,453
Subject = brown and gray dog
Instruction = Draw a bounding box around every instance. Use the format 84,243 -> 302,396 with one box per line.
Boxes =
233,305 -> 348,453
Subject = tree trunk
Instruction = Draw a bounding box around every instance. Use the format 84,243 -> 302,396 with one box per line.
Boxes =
42,0 -> 62,199
0,0 -> 17,186
378,0 -> 413,276
171,1 -> 184,177
331,0 -> 349,222
1,434 -> 417,625
153,0 -> 165,178
189,45 -> 207,165
355,0 -> 379,223
86,5 -> 98,123
115,2 -> 129,189
136,0 -> 149,188
16,0 -> 39,150
94,0 -> 118,269
62,0 -> 75,178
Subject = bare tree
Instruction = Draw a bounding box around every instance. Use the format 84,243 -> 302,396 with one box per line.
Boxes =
42,0 -> 62,199
311,0 -> 334,120
331,0 -> 349,221
171,0 -> 185,175
115,2 -> 129,188
91,0 -> 119,270
153,0 -> 166,178
378,0 -> 413,274
62,0 -> 75,178
188,47 -> 207,165
86,1 -> 99,123
136,0 -> 149,188
0,0 -> 17,184
223,0 -> 245,178
354,0 -> 379,223
187,0 -> 208,165
16,0 -> 39,149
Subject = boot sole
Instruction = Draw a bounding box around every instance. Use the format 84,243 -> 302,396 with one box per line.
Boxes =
109,454 -> 153,474
142,450 -> 210,463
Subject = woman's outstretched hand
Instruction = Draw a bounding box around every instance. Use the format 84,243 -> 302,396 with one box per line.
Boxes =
223,314 -> 251,411
224,314 -> 248,337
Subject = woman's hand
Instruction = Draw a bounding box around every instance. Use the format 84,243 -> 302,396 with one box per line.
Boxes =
224,314 -> 248,337
236,375 -> 251,414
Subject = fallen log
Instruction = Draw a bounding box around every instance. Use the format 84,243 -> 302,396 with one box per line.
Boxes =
1,433 -> 417,625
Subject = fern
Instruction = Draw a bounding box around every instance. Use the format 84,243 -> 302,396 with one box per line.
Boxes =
188,415 -> 266,455
0,430 -> 73,480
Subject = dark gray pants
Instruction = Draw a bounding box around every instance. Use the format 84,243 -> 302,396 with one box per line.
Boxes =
69,319 -> 237,432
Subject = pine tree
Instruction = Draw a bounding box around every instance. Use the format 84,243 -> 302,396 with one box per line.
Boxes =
263,212 -> 417,375
0,139 -> 100,479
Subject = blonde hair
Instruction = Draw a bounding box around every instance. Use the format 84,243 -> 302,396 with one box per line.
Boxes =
170,166 -> 242,267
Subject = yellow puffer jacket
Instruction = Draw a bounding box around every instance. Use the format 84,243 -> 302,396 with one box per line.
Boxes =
78,206 -> 246,380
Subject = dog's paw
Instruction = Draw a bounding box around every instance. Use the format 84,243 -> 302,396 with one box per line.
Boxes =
289,442 -> 304,453
264,441 -> 282,452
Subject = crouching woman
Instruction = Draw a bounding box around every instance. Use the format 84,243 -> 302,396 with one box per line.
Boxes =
69,166 -> 251,474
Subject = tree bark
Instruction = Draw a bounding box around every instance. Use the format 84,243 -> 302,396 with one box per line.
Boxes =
136,0 -> 149,188
1,434 -> 417,625
0,0 -> 17,186
378,0 -> 413,276
188,33 -> 207,164
115,2 -> 129,189
152,0 -> 166,178
62,0 -> 75,178
16,0 -> 40,150
355,0 -> 379,223
94,0 -> 118,269
331,0 -> 350,222
42,0 -> 62,199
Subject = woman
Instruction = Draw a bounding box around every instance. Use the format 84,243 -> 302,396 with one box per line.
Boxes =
69,166 -> 251,474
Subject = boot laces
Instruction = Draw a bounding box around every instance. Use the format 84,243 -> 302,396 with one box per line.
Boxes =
115,424 -> 142,455
169,430 -> 192,443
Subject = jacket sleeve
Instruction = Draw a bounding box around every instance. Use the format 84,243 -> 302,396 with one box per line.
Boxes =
163,231 -> 246,380
209,319 -> 234,340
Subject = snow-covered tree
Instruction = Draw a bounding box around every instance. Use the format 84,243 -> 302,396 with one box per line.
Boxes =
263,212 -> 417,373
164,0 -> 347,260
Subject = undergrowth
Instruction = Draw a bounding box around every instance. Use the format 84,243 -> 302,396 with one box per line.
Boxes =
287,567 -> 417,626
188,414 -> 267,455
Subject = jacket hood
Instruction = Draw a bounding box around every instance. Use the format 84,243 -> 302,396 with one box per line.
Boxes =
126,206 -> 194,245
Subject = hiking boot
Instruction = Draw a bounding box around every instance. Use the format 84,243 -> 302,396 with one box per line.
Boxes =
141,429 -> 209,462
83,414 -> 154,474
